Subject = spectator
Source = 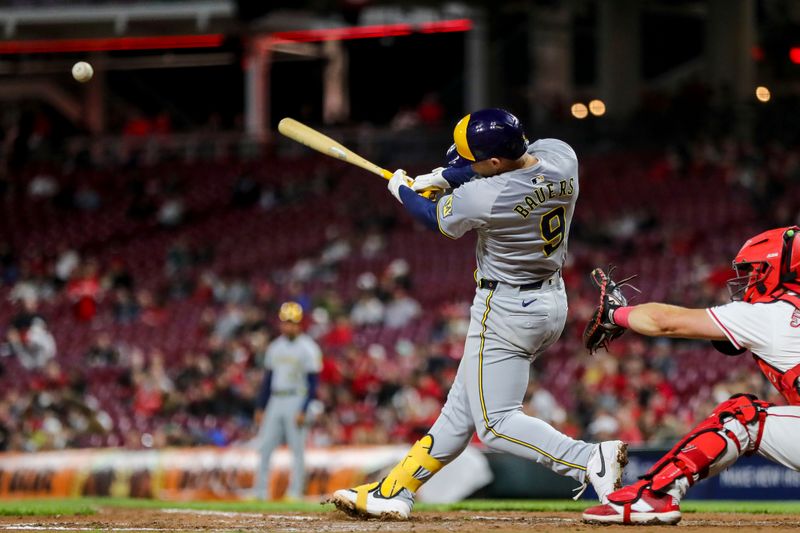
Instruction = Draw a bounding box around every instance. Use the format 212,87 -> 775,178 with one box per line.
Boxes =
350,273 -> 384,326
54,247 -> 79,287
384,287 -> 421,329
85,334 -> 119,367
416,93 -> 444,126
6,315 -> 55,370
66,260 -> 102,322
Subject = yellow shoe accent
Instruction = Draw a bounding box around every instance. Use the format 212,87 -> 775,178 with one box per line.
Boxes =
379,435 -> 443,498
354,481 -> 379,512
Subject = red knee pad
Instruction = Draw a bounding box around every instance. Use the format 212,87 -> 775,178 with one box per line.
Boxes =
641,394 -> 771,491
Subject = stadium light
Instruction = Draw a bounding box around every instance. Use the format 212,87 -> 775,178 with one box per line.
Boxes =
571,103 -> 588,119
588,99 -> 606,116
755,86 -> 771,102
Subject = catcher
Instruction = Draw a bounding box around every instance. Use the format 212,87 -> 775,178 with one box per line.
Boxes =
582,226 -> 800,525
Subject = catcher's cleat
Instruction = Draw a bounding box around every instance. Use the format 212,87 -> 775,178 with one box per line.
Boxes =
582,482 -> 681,525
329,481 -> 414,520
573,440 -> 628,503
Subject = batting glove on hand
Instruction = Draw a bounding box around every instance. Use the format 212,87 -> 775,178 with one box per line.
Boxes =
411,167 -> 450,193
388,169 -> 412,203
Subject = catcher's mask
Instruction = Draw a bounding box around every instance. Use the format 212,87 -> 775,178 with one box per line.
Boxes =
727,226 -> 800,303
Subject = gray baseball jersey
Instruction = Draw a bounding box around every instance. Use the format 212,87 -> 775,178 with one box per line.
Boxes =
264,334 -> 322,393
435,138 -> 579,283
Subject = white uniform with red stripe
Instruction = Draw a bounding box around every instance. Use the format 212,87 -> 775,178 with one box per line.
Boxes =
706,300 -> 800,471
583,300 -> 800,524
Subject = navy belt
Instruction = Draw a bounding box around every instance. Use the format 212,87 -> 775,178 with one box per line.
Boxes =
478,272 -> 559,291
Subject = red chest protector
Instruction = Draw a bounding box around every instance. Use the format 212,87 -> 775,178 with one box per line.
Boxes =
754,356 -> 800,406
749,287 -> 800,406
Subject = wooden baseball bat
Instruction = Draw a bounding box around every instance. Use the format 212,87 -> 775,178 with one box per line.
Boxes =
278,118 -> 393,179
278,118 -> 435,198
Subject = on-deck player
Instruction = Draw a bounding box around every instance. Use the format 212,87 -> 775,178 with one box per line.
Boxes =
583,226 -> 800,525
253,302 -> 322,500
330,108 -> 628,519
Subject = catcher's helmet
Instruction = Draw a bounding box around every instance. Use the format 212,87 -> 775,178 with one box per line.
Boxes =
728,226 -> 800,303
445,143 -> 471,168
278,301 -> 303,323
452,108 -> 528,162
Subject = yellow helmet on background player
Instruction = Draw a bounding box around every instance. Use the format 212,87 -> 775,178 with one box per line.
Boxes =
278,301 -> 303,323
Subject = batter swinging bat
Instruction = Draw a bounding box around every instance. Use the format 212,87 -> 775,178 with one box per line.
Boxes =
278,118 -> 393,179
278,118 -> 434,198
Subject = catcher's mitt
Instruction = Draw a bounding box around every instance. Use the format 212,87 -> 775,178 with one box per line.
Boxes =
583,267 -> 639,354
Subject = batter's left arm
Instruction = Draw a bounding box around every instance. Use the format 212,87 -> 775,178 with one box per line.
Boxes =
398,186 -> 439,231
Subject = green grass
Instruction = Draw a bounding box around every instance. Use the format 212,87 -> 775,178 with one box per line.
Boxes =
0,497 -> 799,517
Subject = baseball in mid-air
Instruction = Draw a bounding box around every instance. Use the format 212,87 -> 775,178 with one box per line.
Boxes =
71,61 -> 93,83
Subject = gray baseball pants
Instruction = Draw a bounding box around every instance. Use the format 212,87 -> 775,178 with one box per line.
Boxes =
427,276 -> 594,482
254,394 -> 307,499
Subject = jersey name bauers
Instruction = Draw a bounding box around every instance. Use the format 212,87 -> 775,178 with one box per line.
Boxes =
513,177 -> 575,219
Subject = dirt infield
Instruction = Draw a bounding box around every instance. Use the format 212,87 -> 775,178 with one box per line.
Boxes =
0,508 -> 798,532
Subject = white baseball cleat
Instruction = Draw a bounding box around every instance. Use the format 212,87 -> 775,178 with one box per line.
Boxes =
329,481 -> 414,520
584,440 -> 628,503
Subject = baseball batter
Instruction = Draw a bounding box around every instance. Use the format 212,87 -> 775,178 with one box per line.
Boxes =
331,108 -> 627,519
253,302 -> 321,500
582,226 -> 800,525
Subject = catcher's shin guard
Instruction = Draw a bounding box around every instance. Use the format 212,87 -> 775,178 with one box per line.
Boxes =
642,394 -> 770,492
377,434 -> 443,497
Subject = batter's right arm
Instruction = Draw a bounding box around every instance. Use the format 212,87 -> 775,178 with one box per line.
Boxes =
412,165 -> 477,192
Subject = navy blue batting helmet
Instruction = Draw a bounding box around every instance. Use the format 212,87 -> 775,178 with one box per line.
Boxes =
452,108 -> 528,162
445,143 -> 471,168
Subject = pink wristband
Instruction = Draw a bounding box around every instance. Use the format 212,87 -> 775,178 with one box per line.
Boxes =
612,306 -> 633,328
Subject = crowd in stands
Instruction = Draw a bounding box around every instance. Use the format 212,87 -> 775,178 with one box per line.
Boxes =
0,126 -> 797,455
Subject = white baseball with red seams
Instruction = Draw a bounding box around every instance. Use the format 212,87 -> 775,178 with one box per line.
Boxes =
71,61 -> 93,83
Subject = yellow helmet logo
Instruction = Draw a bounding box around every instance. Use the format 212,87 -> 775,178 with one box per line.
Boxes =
453,113 -> 476,161
279,302 -> 303,323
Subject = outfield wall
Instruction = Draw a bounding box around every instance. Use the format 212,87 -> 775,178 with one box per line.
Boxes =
0,445 -> 491,503
1,446 -> 798,501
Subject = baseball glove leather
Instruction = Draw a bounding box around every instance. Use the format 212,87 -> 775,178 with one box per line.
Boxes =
583,267 -> 639,354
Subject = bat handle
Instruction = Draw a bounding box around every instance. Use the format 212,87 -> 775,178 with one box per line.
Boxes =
384,168 -> 436,199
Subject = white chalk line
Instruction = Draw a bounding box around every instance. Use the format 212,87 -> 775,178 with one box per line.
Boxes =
160,509 -> 319,520
1,526 -> 167,531
160,508 -> 264,519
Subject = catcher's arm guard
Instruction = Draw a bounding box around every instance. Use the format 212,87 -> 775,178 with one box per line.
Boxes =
583,267 -> 639,354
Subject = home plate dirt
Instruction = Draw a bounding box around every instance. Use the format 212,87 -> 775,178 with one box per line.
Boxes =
0,508 -> 799,532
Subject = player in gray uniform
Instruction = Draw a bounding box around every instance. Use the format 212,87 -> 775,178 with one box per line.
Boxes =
331,108 -> 627,519
254,301 -> 322,500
